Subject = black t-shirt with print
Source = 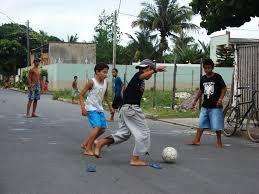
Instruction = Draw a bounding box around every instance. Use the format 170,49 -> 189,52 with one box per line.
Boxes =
122,71 -> 145,106
200,73 -> 226,108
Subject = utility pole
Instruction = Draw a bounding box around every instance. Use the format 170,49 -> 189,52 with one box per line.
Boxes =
152,60 -> 157,108
172,58 -> 177,109
112,10 -> 117,68
26,20 -> 30,68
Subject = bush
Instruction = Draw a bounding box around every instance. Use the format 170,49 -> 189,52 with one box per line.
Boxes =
52,89 -> 73,100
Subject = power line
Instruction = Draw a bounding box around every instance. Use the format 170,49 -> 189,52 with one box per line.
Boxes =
0,11 -> 17,24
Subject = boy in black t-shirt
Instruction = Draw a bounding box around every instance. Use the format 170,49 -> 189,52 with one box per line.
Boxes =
94,59 -> 166,166
188,59 -> 227,148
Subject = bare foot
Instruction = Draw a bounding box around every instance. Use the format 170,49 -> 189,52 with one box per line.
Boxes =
94,140 -> 102,158
31,113 -> 39,117
187,141 -> 200,146
215,143 -> 223,148
129,159 -> 148,166
80,143 -> 87,150
83,150 -> 95,156
107,119 -> 114,122
25,114 -> 32,118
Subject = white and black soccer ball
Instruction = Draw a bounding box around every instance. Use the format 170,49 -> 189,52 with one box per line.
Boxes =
162,147 -> 177,163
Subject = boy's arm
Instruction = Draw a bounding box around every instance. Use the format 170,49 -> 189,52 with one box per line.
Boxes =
104,84 -> 114,113
216,87 -> 227,107
28,69 -> 32,91
192,90 -> 203,109
139,65 -> 166,80
79,80 -> 93,116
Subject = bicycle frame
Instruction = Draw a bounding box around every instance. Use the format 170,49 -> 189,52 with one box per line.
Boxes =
234,90 -> 257,127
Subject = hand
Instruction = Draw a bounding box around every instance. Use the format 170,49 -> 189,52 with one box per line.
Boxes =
155,65 -> 167,72
110,108 -> 115,114
191,101 -> 197,110
81,107 -> 87,116
216,99 -> 223,107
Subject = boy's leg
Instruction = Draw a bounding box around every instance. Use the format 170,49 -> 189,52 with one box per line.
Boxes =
216,131 -> 223,148
210,108 -> 224,148
94,109 -> 131,157
122,106 -> 150,166
26,100 -> 33,117
188,128 -> 204,145
81,128 -> 105,149
83,126 -> 102,156
32,100 -> 38,117
188,107 -> 209,145
94,136 -> 114,158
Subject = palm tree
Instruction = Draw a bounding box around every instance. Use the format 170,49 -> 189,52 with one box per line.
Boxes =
171,28 -> 194,52
67,34 -> 79,43
198,40 -> 210,59
132,0 -> 198,61
125,30 -> 158,61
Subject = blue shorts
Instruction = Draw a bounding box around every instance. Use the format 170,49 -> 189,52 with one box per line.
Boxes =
28,83 -> 41,101
87,111 -> 107,129
198,107 -> 224,131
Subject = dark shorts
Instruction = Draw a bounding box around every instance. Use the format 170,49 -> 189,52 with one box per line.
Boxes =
28,83 -> 41,101
112,96 -> 123,109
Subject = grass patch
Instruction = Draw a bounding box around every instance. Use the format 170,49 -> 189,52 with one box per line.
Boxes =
53,88 -> 199,119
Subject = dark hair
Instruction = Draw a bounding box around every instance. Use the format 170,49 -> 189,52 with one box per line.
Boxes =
94,63 -> 109,74
203,59 -> 214,68
112,68 -> 118,73
74,76 -> 78,79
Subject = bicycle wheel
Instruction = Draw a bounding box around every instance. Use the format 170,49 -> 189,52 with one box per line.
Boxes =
246,109 -> 259,142
224,107 -> 239,137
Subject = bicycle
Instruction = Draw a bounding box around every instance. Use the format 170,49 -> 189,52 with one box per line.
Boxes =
224,86 -> 259,142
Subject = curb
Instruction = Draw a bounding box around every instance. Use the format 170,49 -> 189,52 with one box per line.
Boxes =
156,119 -> 197,129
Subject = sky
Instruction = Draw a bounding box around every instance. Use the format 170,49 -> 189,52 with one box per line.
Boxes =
1,0 -> 259,46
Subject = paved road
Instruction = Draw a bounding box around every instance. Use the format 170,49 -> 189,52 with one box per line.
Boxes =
1,89 -> 259,194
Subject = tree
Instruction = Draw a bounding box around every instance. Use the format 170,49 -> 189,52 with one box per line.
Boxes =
93,10 -> 122,64
67,34 -> 79,43
174,43 -> 202,64
198,40 -> 210,59
132,0 -> 198,61
125,30 -> 158,62
0,23 -> 61,69
0,39 -> 23,76
190,0 -> 259,34
216,45 -> 234,67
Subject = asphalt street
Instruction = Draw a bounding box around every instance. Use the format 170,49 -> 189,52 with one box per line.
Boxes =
1,89 -> 259,194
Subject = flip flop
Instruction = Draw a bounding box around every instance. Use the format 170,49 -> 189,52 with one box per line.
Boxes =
149,162 -> 162,169
86,164 -> 96,172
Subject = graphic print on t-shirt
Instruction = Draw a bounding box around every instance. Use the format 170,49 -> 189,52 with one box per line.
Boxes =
203,82 -> 215,99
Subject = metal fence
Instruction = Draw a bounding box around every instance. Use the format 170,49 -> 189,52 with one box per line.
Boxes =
237,44 -> 259,112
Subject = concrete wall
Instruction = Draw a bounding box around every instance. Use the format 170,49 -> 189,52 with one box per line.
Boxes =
48,42 -> 96,64
43,63 -> 234,91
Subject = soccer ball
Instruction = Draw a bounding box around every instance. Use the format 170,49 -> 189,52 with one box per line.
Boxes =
162,147 -> 177,163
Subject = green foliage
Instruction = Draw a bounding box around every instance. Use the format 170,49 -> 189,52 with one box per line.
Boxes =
0,23 -> 61,71
21,69 -> 29,85
216,45 -> 234,67
0,39 -> 23,76
40,68 -> 48,77
126,30 -> 158,62
132,0 -> 198,61
190,0 -> 259,34
67,34 -> 79,42
93,10 -> 120,64
52,89 -> 72,100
